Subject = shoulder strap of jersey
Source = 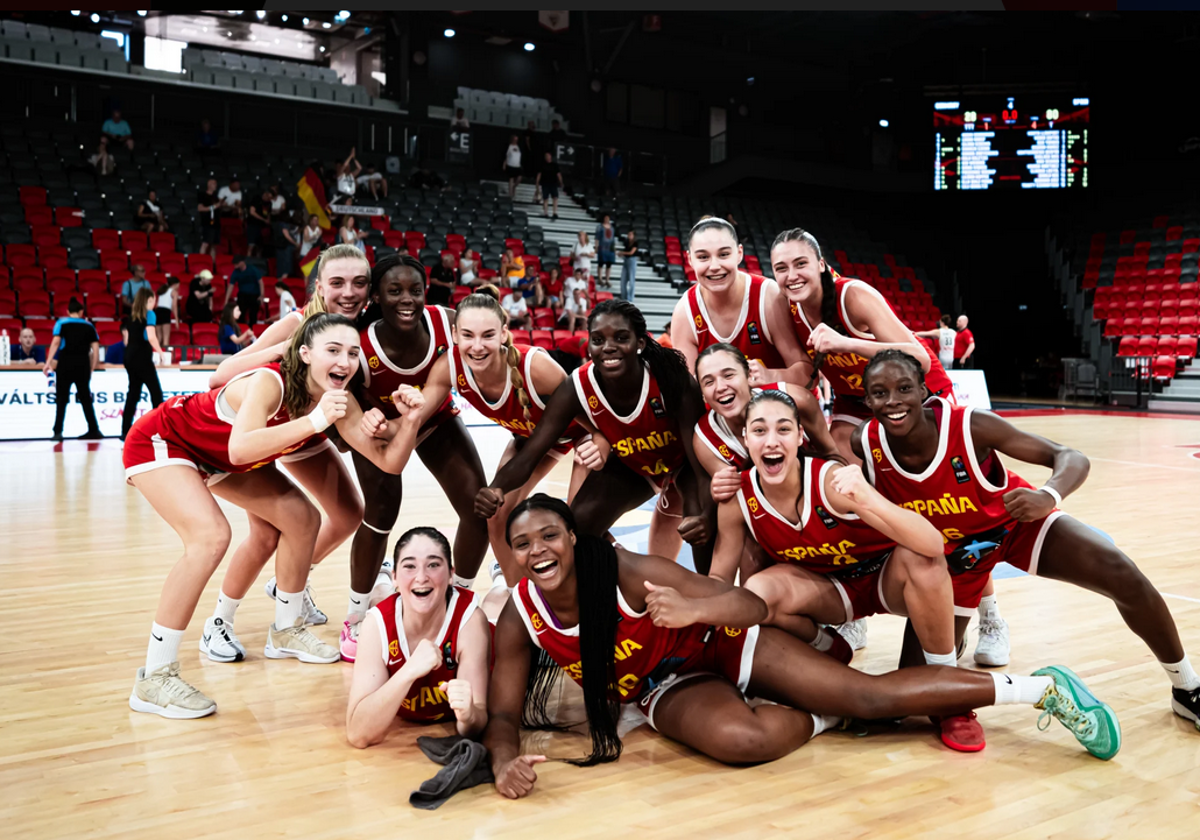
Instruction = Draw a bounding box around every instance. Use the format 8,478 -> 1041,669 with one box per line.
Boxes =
448,343 -> 467,397
430,305 -> 452,349
571,363 -> 596,418
749,274 -> 775,345
861,420 -> 879,485
444,586 -> 480,659
372,593 -> 402,665
735,468 -> 759,533
685,284 -> 704,342
511,579 -> 545,650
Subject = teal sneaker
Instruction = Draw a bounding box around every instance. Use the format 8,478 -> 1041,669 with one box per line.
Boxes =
1031,665 -> 1121,760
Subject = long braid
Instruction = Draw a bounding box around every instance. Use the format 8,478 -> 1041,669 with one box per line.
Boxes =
504,335 -> 533,423
588,298 -> 695,413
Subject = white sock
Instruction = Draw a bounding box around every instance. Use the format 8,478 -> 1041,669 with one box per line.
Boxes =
809,713 -> 841,739
923,649 -> 958,667
275,588 -> 305,630
347,587 -> 372,619
1162,655 -> 1200,690
144,623 -> 184,674
452,572 -> 475,590
810,627 -> 835,653
214,592 -> 242,626
978,594 -> 1001,621
991,673 -> 1053,705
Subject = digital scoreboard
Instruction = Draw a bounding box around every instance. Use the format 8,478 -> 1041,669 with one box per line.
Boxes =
933,96 -> 1089,190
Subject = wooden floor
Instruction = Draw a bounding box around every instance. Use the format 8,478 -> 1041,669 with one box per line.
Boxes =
3,413 -> 1200,840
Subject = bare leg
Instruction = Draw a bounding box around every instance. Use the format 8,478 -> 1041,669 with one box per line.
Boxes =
879,547 -> 955,655
744,563 -> 847,642
418,417 -> 490,580
283,447 -> 364,564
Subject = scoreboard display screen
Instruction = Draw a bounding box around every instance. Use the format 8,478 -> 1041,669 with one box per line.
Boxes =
933,96 -> 1089,190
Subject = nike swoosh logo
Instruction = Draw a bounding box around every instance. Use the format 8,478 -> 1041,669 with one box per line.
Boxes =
350,598 -> 362,605
202,634 -> 211,644
152,633 -> 163,642
1003,675 -> 1013,684
1165,668 -> 1180,673
279,597 -> 289,604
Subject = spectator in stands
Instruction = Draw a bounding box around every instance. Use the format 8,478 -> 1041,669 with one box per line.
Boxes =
269,183 -> 288,215
601,147 -> 623,197
218,300 -> 255,355
88,137 -> 117,176
501,247 -> 526,289
246,189 -> 273,258
273,211 -> 301,278
571,230 -> 596,284
137,189 -> 168,234
562,267 -> 592,332
104,327 -> 129,365
527,272 -> 550,309
955,314 -> 976,369
536,151 -> 563,220
226,256 -> 265,327
619,230 -> 640,303
543,265 -> 564,309
595,214 -> 617,288
121,264 -> 153,311
154,277 -> 180,350
185,269 -> 214,324
274,279 -> 298,321
451,107 -> 470,129
407,162 -> 447,192
101,108 -> 134,151
501,287 -> 530,329
547,119 -> 566,155
339,215 -> 365,253
523,120 -> 542,203
13,327 -> 45,364
46,297 -> 103,441
428,252 -> 459,308
218,178 -> 243,219
198,178 -> 224,255
300,214 -> 323,260
504,135 -> 523,198
196,117 -> 220,155
121,288 -> 165,440
356,164 -> 388,200
459,248 -> 479,286
335,147 -> 362,204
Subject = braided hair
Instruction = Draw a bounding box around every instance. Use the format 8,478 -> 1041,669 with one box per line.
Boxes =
862,348 -> 926,392
771,227 -> 842,380
367,252 -> 429,331
457,284 -> 534,423
587,298 -> 694,414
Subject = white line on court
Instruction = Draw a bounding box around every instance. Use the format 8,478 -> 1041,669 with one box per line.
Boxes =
1089,456 -> 1200,474
1163,593 -> 1200,604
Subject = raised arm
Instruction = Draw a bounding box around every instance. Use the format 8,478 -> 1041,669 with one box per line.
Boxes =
823,464 -> 943,559
227,371 -> 332,466
618,546 -> 768,628
484,598 -> 546,799
669,295 -> 700,375
822,283 -> 930,372
209,323 -> 294,387
709,498 -> 750,583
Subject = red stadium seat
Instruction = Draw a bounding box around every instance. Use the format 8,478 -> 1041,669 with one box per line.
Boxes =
1153,355 -> 1177,381
31,225 -> 62,248
87,297 -> 117,320
1138,317 -> 1158,335
192,323 -> 219,345
19,290 -> 51,318
92,229 -> 121,250
0,316 -> 23,336
169,325 -> 192,346
149,232 -> 176,253
54,207 -> 84,228
1177,336 -> 1197,358
39,246 -> 69,269
0,290 -> 16,317
1135,336 -> 1158,355
120,230 -> 148,251
1153,215 -> 1170,228
383,230 -> 406,249
47,276 -> 77,299
529,329 -> 554,350
1159,316 -> 1179,335
19,186 -> 47,206
531,307 -> 555,328
1117,336 -> 1140,356
1178,315 -> 1199,335
5,244 -> 38,268
369,215 -> 391,232
25,318 -> 54,346
129,250 -> 159,271
186,254 -> 213,274
24,206 -> 53,226
95,321 -> 122,346
100,251 -> 128,272
1157,336 -> 1179,355
77,271 -> 109,296
159,254 -> 187,276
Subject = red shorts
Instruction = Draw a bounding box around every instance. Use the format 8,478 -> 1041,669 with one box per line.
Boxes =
278,433 -> 334,463
634,624 -> 760,731
949,511 -> 1067,616
828,553 -> 904,621
123,408 -> 221,484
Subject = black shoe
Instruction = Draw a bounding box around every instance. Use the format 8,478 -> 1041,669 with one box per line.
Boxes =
1173,686 -> 1200,731
78,430 -> 105,440
51,431 -> 64,442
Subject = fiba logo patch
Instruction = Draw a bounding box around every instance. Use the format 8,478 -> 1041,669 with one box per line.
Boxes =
815,505 -> 838,529
436,343 -> 447,357
649,395 -> 666,418
368,355 -> 380,370
388,639 -> 400,658
442,639 -> 457,671
951,455 -> 971,484
746,321 -> 762,345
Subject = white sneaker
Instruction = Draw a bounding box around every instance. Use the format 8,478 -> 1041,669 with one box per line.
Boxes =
264,617 -> 341,664
199,616 -> 246,663
974,617 -> 1011,667
836,619 -> 869,652
129,662 -> 217,719
264,576 -> 326,626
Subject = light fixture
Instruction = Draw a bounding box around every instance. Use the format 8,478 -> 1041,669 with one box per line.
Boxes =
444,28 -> 455,38
227,31 -> 232,37
337,10 -> 351,19
71,10 -> 80,15
281,14 -> 288,22
319,45 -> 326,52
322,22 -> 331,29
302,17 -> 310,25
746,76 -> 755,85
523,42 -> 535,51
256,10 -> 266,20
878,118 -> 889,128
137,9 -> 147,16
90,13 -> 100,23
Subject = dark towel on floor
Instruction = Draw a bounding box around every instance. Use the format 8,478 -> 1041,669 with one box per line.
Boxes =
409,734 -> 495,810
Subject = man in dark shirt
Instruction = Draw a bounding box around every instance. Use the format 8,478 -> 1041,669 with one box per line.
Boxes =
196,117 -> 220,155
535,151 -> 563,220
197,178 -> 224,255
547,119 -> 566,158
45,298 -> 102,440
247,190 -> 273,258
522,120 -> 542,202
13,327 -> 46,364
226,257 -> 265,327
427,252 -> 459,308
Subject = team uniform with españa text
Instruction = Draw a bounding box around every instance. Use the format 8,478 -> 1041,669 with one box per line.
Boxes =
861,397 -> 1066,616
684,273 -> 786,371
360,307 -> 459,438
512,577 -> 758,731
736,458 -> 902,621
695,382 -> 783,469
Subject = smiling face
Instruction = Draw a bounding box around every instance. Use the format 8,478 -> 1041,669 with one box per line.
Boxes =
317,256 -> 370,317
508,508 -> 576,592
394,534 -> 452,617
863,359 -> 928,437
697,350 -> 753,421
588,312 -> 643,382
688,226 -> 743,294
377,264 -> 427,331
455,306 -> 506,373
299,323 -> 361,393
745,400 -> 802,485
771,237 -> 826,306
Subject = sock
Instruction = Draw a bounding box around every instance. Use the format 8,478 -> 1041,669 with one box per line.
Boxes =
810,627 -> 835,653
275,588 -> 305,630
144,623 -> 184,674
214,591 -> 242,626
1162,655 -> 1200,691
923,649 -> 958,667
809,713 -> 841,739
452,572 -> 475,590
978,594 -> 1000,620
347,587 -> 372,619
990,673 -> 1053,706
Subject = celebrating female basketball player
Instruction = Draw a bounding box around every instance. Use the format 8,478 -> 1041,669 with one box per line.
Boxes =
484,494 -> 1120,798
857,349 -> 1200,732
346,527 -> 490,745
124,313 -> 426,719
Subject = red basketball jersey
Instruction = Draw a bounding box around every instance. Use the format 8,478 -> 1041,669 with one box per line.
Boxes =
685,273 -> 786,370
154,362 -> 313,475
861,397 -> 1035,563
360,306 -> 456,420
571,361 -> 685,482
370,586 -> 480,723
695,382 -> 783,470
790,277 -> 953,400
736,458 -> 895,574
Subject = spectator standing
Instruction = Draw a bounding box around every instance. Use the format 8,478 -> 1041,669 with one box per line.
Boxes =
269,183 -> 288,215
954,314 -> 976,369
459,248 -> 479,286
137,189 -> 168,233
917,314 -> 958,371
501,287 -> 530,329
197,178 -> 224,255
154,277 -> 180,349
523,120 -> 541,203
218,300 -> 255,355
536,151 -> 563,220
561,268 -> 592,331
196,117 -> 220,155
246,189 -> 273,258
450,107 -> 470,128
274,280 -> 298,320
226,256 -> 264,326
185,269 -> 214,324
217,179 -> 243,218
88,137 -> 117,175
335,148 -> 361,203
13,327 -> 45,364
121,264 -> 153,311
339,215 -> 365,253
101,109 -> 134,150
504,135 -> 523,198
104,327 -> 129,364
427,252 -> 459,308
120,288 -> 165,440
45,297 -> 103,440
601,147 -> 623,196
595,214 -> 617,288
356,165 -> 388,200
300,213 -> 324,260
570,231 -> 595,282
547,119 -> 566,158
618,230 -> 640,303
273,211 -> 302,278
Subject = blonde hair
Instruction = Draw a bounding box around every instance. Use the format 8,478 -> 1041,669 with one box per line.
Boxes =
457,284 -> 532,422
302,244 -> 370,317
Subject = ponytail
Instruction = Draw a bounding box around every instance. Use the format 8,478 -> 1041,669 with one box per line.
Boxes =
588,298 -> 694,414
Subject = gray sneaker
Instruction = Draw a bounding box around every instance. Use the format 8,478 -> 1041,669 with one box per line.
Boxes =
129,662 -> 217,719
199,616 -> 246,663
264,617 -> 340,664
836,619 -> 869,652
264,576 -> 327,626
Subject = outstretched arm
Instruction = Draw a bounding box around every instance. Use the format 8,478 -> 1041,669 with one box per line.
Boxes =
669,294 -> 699,375
823,465 -> 943,559
618,546 -> 768,628
228,371 -> 330,466
809,283 -> 931,372
209,320 -> 295,388
484,599 -> 546,799
764,281 -> 817,387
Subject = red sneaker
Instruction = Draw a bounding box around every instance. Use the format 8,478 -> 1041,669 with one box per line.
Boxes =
823,632 -> 854,665
935,712 -> 986,752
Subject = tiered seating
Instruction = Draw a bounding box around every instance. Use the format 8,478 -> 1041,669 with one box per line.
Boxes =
453,87 -> 566,132
0,20 -> 127,73
181,48 -> 381,108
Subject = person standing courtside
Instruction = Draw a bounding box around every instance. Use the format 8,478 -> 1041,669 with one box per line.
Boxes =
44,298 -> 103,440
121,288 -> 166,440
954,314 -> 976,369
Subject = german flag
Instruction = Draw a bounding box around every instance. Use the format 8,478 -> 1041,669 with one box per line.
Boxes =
299,246 -> 321,281
297,168 -> 331,229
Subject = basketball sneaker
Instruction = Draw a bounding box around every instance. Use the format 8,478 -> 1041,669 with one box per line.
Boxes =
264,576 -> 327,626
340,614 -> 364,663
199,616 -> 246,663
935,712 -> 986,752
1032,665 -> 1122,760
974,617 -> 1010,667
264,617 -> 340,664
369,558 -> 396,606
129,662 -> 217,719
836,619 -> 868,652
1171,685 -> 1200,731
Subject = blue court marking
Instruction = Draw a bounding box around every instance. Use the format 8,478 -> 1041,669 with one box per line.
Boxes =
609,524 -> 695,572
981,524 -> 1113,580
